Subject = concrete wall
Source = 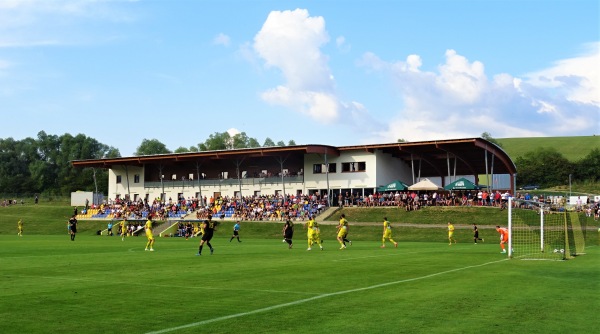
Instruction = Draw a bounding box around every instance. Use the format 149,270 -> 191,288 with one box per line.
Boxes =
374,150 -> 412,187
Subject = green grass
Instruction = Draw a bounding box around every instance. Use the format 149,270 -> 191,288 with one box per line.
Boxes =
1,203 -> 599,333
329,206 -> 510,226
498,135 -> 600,162
0,234 -> 598,334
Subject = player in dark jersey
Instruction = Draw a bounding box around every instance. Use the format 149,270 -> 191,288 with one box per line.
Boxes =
473,223 -> 484,244
282,216 -> 294,249
69,215 -> 78,241
197,215 -> 217,255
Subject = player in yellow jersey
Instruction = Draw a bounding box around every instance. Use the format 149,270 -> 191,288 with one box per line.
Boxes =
304,217 -> 323,251
381,217 -> 398,248
144,216 -> 155,251
336,214 -> 351,249
120,217 -> 128,241
199,221 -> 205,237
313,221 -> 323,250
447,222 -> 456,245
17,219 -> 23,237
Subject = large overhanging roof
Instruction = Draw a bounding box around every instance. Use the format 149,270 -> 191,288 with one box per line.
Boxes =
71,145 -> 340,168
71,138 -> 516,177
337,138 -> 516,176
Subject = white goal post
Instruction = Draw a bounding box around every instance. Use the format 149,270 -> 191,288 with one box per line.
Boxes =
507,197 -> 570,260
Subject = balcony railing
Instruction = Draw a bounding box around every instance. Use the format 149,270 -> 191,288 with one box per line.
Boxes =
143,175 -> 304,188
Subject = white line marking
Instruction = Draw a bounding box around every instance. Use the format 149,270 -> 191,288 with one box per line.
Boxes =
145,258 -> 509,334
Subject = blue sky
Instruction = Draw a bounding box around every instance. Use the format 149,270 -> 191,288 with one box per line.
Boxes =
1,0 -> 598,156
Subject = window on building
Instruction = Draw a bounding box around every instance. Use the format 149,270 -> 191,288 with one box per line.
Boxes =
328,163 -> 336,173
342,162 -> 366,172
134,174 -> 140,183
313,163 -> 336,174
116,175 -> 122,183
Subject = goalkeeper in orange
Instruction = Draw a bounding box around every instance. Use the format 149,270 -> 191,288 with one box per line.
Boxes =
496,225 -> 509,253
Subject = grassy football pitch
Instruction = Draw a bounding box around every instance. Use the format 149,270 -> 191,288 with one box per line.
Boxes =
0,232 -> 598,334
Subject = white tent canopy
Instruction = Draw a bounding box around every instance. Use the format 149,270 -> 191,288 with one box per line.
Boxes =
408,178 -> 444,191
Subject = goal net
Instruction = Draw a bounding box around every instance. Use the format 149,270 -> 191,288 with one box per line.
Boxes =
507,198 -> 571,260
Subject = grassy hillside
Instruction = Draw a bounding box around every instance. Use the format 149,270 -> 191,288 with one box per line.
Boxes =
498,135 -> 600,161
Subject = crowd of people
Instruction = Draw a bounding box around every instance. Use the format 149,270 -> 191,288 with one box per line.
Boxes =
91,196 -> 194,220
195,193 -> 328,222
2,199 -> 24,206
346,190 -> 514,211
74,189 -> 599,223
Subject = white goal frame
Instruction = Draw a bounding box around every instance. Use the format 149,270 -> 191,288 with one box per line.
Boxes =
507,197 -> 567,260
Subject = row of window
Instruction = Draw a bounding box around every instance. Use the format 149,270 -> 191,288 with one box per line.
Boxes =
115,162 -> 366,184
313,162 -> 366,174
116,175 -> 140,184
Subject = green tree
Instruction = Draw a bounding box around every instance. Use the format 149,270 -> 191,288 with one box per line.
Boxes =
248,138 -> 261,148
573,148 -> 600,182
276,140 -> 285,146
288,140 -> 297,146
0,132 -> 116,196
105,147 -> 121,158
198,132 -> 230,151
174,146 -> 190,153
0,138 -> 32,194
135,139 -> 171,156
515,147 -> 572,188
232,132 -> 255,149
481,132 -> 503,147
263,137 -> 275,147
397,138 -> 407,143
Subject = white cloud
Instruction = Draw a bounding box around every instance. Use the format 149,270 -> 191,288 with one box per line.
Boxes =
254,9 -> 332,91
360,45 -> 600,143
260,85 -> 339,122
436,50 -> 487,104
524,42 -> 600,106
336,35 -> 350,53
227,128 -> 240,137
213,33 -> 230,47
253,9 -> 340,122
253,8 -> 380,131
